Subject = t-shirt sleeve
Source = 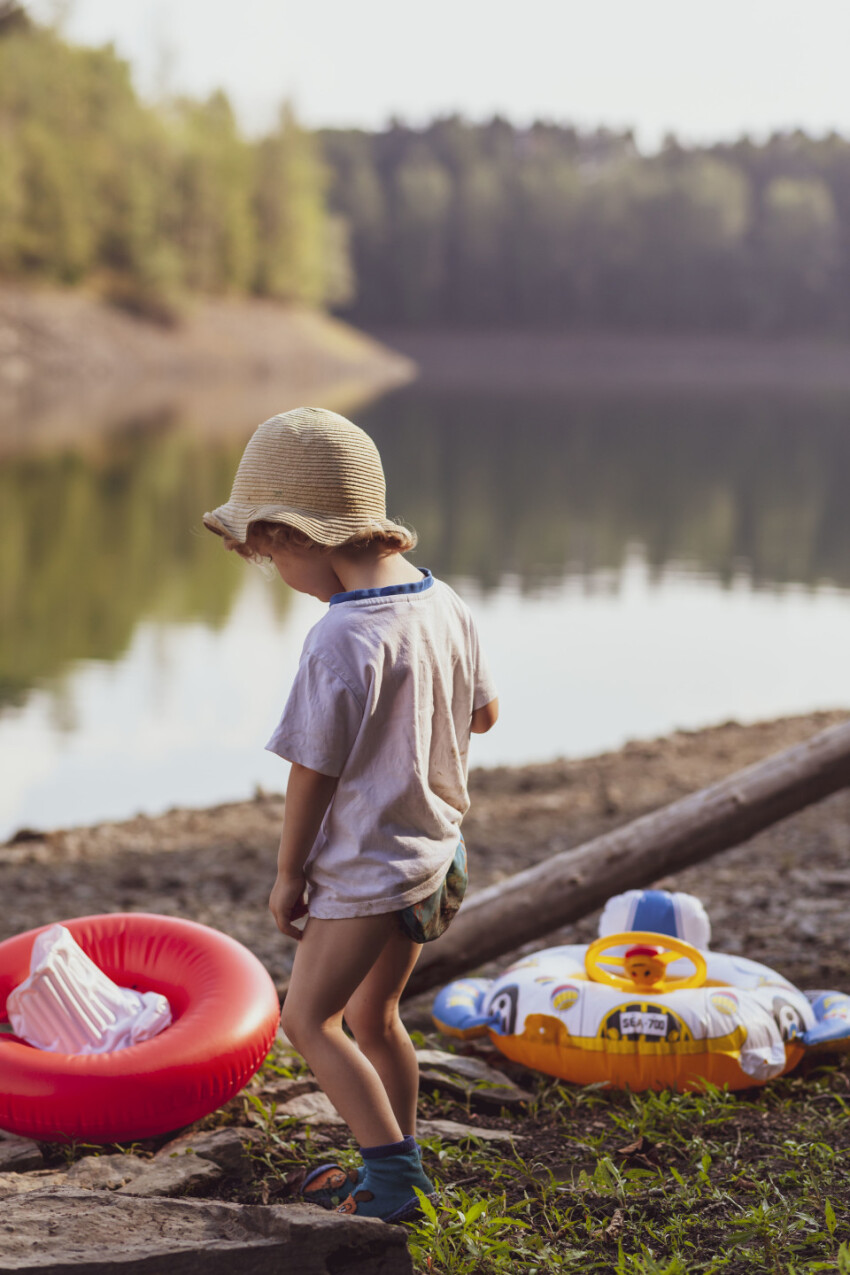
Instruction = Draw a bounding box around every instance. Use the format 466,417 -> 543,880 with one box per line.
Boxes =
471,625 -> 498,711
264,651 -> 364,777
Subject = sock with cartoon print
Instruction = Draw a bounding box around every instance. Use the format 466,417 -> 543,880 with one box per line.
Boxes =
336,1135 -> 435,1222
301,1161 -> 363,1209
301,1135 -> 422,1211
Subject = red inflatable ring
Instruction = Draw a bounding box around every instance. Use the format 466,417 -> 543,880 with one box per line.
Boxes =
0,913 -> 280,1143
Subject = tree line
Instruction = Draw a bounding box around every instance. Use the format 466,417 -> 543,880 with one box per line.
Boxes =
322,118 -> 850,331
3,6 -> 850,332
0,9 -> 349,317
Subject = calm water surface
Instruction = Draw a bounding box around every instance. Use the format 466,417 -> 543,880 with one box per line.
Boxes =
3,381 -> 850,838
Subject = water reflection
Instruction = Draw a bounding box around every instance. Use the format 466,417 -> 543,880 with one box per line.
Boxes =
362,386 -> 850,592
2,385 -> 850,711
0,424 -> 288,709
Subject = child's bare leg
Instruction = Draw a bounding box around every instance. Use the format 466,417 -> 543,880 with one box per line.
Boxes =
344,929 -> 422,1135
281,914 -> 406,1147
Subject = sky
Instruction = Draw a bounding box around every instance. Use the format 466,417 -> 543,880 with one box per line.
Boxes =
28,0 -> 850,151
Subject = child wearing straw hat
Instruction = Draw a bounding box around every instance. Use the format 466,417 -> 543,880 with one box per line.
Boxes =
203,406 -> 498,1223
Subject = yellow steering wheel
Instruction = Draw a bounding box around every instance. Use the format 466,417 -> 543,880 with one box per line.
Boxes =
584,932 -> 707,993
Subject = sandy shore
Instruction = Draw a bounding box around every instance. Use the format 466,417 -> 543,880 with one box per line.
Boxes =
4,710 -> 848,1012
0,285 -> 414,455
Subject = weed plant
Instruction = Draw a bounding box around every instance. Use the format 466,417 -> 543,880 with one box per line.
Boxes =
239,1036 -> 850,1274
41,1033 -> 849,1273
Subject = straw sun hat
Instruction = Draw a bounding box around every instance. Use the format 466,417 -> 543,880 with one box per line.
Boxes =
203,407 -> 404,547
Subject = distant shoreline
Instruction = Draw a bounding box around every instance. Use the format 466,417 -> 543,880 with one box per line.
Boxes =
369,327 -> 850,394
0,285 -> 414,455
4,286 -> 850,454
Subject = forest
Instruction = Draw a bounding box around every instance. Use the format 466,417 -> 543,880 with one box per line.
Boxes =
323,120 -> 850,330
0,7 -> 350,317
3,6 -> 850,333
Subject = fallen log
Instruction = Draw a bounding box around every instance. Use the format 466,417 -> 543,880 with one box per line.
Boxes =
404,717 -> 850,999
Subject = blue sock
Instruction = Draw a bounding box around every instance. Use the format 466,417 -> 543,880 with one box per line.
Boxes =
336,1135 -> 435,1223
302,1134 -> 422,1211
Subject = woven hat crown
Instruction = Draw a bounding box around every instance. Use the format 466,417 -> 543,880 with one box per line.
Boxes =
203,407 -> 395,546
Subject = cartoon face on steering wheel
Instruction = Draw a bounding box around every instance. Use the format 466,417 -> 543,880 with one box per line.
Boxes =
622,945 -> 671,988
585,932 -> 708,993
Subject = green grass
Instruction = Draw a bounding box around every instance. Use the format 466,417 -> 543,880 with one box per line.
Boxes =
39,1033 -> 850,1274
407,1062 -> 850,1274
236,1037 -> 850,1274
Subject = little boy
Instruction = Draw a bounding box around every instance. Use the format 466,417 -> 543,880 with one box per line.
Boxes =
203,406 -> 498,1222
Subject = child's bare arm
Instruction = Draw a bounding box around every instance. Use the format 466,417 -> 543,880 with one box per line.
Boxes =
471,697 -> 499,734
270,762 -> 338,939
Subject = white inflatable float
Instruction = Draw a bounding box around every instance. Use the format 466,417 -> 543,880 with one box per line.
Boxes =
433,890 -> 850,1091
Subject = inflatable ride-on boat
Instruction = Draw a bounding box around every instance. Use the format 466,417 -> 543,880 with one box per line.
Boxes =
433,890 -> 850,1091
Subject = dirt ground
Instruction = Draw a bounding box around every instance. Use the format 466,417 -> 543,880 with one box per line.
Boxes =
4,709 -> 849,1013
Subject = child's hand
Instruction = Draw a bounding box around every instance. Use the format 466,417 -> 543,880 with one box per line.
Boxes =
269,872 -> 309,939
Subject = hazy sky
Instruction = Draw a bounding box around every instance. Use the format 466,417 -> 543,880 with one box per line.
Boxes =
31,0 -> 850,150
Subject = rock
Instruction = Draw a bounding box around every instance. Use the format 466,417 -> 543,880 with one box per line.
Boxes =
64,1153 -> 149,1191
157,1126 -> 264,1174
0,1170 -> 67,1197
415,1047 -> 527,1087
0,325 -> 20,353
267,1091 -> 344,1126
0,355 -> 31,385
0,1189 -> 413,1273
288,1130 -> 333,1146
419,1071 -> 531,1107
248,1074 -> 318,1102
119,1155 -> 223,1198
418,1117 -> 524,1144
415,1048 -> 532,1106
0,1131 -> 43,1173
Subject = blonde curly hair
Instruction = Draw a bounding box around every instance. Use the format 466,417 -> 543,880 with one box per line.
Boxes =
224,518 -> 417,564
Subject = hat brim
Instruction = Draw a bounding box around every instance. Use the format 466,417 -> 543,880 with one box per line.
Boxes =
202,502 -> 404,548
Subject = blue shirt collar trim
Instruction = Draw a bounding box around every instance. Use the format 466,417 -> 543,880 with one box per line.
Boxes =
329,568 -> 433,606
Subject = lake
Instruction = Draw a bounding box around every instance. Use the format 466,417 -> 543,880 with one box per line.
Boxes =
2,376 -> 850,840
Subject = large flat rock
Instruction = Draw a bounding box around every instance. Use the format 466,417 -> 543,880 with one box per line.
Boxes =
155,1127 -> 264,1173
117,1156 -> 223,1198
64,1156 -> 148,1191
0,1190 -> 413,1274
0,1171 -> 68,1197
269,1092 -> 344,1126
418,1117 -> 524,1144
415,1048 -> 532,1106
0,1132 -> 44,1173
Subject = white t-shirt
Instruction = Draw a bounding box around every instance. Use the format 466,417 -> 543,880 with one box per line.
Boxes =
265,570 -> 497,919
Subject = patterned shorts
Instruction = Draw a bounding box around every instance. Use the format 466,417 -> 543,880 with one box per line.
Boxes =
397,839 -> 468,944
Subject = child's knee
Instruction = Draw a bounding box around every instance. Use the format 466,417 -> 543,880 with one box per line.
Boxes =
280,999 -> 342,1054
346,1002 -> 401,1048
279,1000 -> 304,1052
